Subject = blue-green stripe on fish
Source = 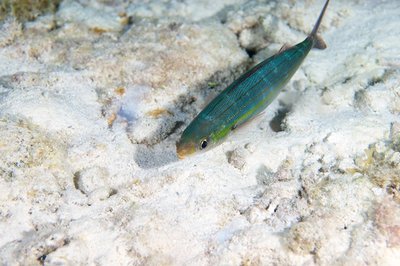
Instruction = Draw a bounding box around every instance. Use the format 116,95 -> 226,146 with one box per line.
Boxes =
177,0 -> 330,159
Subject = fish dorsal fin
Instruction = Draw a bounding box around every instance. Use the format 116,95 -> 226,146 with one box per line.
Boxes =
278,43 -> 292,54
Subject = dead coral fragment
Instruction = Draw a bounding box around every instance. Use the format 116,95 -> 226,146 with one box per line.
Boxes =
146,108 -> 172,118
286,220 -> 321,255
0,0 -> 61,22
375,197 -> 400,247
352,122 -> 400,202
114,87 -> 126,96
0,17 -> 21,47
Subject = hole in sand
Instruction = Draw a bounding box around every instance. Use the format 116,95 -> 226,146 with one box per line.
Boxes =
245,47 -> 257,58
269,106 -> 291,132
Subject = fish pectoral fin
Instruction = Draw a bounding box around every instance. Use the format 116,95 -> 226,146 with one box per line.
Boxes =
313,35 -> 327,50
231,111 -> 266,132
278,43 -> 292,54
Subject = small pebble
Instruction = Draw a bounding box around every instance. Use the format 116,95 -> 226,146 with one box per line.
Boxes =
244,205 -> 268,224
390,122 -> 400,142
244,142 -> 256,153
389,152 -> 400,166
75,166 -> 109,195
87,187 -> 112,205
228,147 -> 248,170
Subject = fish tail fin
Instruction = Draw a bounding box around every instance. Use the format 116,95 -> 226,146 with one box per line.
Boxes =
310,0 -> 330,50
312,35 -> 327,50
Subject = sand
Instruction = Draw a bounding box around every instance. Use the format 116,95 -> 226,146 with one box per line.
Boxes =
0,0 -> 399,265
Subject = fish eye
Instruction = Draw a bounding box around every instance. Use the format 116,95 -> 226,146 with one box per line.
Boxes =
200,139 -> 208,150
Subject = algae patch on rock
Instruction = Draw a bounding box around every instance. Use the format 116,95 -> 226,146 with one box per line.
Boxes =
0,0 -> 400,264
352,122 -> 400,202
0,116 -> 69,181
0,0 -> 61,22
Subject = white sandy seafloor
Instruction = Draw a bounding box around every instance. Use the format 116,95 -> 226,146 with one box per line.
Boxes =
0,0 -> 400,264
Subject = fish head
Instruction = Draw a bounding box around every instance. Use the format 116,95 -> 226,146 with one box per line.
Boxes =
176,118 -> 218,159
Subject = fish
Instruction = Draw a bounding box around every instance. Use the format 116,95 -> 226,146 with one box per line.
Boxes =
176,0 -> 330,159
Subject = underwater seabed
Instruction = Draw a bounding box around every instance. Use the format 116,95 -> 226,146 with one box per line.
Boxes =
0,0 -> 399,264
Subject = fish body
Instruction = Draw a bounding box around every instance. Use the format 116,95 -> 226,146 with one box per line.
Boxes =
177,0 -> 330,159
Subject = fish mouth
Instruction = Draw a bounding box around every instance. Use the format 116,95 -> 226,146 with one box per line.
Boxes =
176,141 -> 196,159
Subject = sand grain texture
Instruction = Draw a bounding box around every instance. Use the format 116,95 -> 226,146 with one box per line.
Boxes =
0,0 -> 399,265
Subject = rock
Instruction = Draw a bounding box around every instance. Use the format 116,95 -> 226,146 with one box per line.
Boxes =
1,0 -> 400,264
228,147 -> 249,170
74,167 -> 110,195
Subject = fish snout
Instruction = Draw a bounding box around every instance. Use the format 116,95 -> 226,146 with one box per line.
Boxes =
176,141 -> 196,159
